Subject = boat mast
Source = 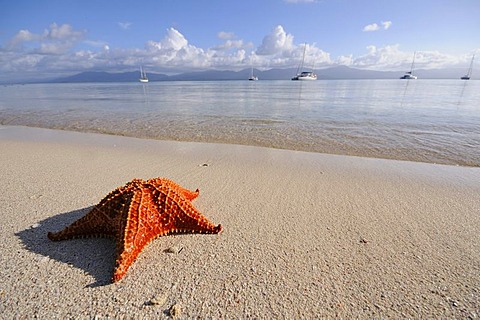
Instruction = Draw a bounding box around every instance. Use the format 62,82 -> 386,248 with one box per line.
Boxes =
296,44 -> 307,75
467,54 -> 475,78
410,52 -> 416,75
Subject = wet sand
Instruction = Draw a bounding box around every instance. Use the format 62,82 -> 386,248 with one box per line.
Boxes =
1,125 -> 479,318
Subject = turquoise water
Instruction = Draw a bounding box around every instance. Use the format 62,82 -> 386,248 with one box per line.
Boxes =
1,80 -> 479,166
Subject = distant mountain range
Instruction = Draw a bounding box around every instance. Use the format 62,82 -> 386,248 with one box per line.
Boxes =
47,66 -> 470,83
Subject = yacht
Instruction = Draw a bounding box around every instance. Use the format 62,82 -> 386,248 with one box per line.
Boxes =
292,44 -> 317,81
248,67 -> 258,81
461,54 -> 475,80
139,66 -> 149,83
400,72 -> 417,80
400,52 -> 417,80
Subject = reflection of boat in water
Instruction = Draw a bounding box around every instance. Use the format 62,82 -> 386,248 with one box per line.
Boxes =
400,52 -> 417,80
248,67 -> 258,81
139,66 -> 149,83
292,43 -> 317,81
461,54 -> 474,80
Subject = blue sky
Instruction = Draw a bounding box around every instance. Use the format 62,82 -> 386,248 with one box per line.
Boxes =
1,0 -> 479,81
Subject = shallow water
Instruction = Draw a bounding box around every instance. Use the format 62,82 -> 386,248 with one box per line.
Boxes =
1,80 -> 479,166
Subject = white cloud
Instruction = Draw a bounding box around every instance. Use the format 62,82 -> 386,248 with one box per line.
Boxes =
118,22 -> 132,30
218,31 -> 235,40
1,22 -> 477,82
147,27 -> 188,51
213,39 -> 245,50
7,30 -> 41,48
336,54 -> 354,66
141,26 -> 327,71
351,44 -> 464,70
256,25 -> 294,55
6,23 -> 85,54
363,23 -> 380,32
143,28 -> 210,67
353,44 -> 399,68
363,21 -> 392,32
46,23 -> 84,41
37,42 -> 71,55
381,21 -> 392,30
84,40 -> 109,49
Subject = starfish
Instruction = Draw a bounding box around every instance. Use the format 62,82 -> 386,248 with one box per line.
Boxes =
48,177 -> 222,282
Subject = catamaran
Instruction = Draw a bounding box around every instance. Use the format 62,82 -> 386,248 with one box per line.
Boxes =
248,67 -> 258,81
292,44 -> 317,81
400,52 -> 418,80
139,66 -> 149,83
461,54 -> 475,80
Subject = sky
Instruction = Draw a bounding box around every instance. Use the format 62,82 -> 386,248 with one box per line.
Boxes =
1,0 -> 479,82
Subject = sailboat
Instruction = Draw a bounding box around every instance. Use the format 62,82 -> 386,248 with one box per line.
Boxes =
461,55 -> 475,80
292,44 -> 317,81
248,67 -> 258,81
400,52 -> 418,79
139,66 -> 149,83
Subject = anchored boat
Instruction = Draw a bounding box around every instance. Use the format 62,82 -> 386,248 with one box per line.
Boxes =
139,66 -> 149,83
292,44 -> 317,81
400,52 -> 418,80
461,55 -> 475,80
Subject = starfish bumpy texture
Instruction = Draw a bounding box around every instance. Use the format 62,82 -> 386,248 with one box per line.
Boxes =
48,177 -> 222,282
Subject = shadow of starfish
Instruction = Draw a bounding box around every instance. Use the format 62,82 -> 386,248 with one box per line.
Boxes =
15,207 -> 115,287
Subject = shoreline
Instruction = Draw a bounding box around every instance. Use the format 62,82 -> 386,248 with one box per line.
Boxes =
1,125 -> 479,318
1,123 -> 479,168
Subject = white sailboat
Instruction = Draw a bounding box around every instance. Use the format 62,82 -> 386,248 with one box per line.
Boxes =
139,66 -> 149,83
461,54 -> 475,80
248,67 -> 258,81
400,52 -> 418,80
292,44 -> 317,81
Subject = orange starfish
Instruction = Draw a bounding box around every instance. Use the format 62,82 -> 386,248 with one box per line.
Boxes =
48,177 -> 222,282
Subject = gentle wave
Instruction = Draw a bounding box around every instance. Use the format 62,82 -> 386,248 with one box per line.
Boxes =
1,80 -> 479,167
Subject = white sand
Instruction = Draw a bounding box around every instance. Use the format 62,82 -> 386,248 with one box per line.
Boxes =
1,125 -> 479,318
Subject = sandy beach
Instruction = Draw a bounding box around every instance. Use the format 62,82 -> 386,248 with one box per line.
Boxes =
1,125 -> 479,318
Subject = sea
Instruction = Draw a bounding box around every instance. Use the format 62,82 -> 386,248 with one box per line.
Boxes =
1,80 -> 479,167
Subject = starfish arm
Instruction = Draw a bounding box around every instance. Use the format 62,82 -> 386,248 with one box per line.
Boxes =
112,188 -> 160,282
112,186 -> 220,282
160,190 -> 223,235
47,188 -> 133,241
148,177 -> 199,201
47,207 -> 113,241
